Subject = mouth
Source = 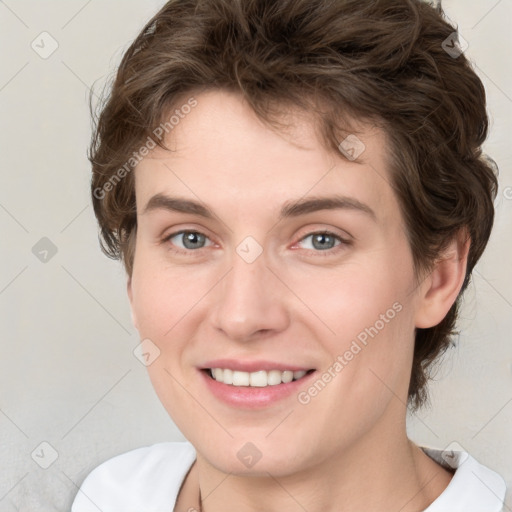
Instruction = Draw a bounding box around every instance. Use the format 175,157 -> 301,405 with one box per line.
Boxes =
205,368 -> 315,387
199,359 -> 317,408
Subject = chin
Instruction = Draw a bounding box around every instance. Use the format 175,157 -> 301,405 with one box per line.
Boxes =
191,433 -> 316,478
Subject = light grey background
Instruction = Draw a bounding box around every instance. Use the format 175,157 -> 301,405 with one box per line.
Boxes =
0,1 -> 511,510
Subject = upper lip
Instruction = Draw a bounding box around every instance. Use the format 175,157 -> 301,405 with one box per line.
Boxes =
201,359 -> 314,373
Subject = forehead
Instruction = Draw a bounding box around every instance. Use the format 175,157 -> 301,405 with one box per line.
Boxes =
134,89 -> 398,224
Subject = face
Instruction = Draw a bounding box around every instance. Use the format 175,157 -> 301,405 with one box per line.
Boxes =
128,89 -> 423,477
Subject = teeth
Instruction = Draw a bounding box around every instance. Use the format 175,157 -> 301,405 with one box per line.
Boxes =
232,370 -> 250,386
282,370 -> 293,383
249,370 -> 267,387
223,368 -> 233,384
267,370 -> 282,386
209,368 -> 309,387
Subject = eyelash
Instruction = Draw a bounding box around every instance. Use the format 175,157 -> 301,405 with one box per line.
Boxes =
161,230 -> 351,257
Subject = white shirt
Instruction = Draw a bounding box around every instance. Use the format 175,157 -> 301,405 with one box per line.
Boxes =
71,442 -> 506,512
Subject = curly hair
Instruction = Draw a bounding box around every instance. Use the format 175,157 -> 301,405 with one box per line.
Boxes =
88,0 -> 498,410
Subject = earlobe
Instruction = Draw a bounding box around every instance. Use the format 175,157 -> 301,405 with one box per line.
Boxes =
414,231 -> 470,329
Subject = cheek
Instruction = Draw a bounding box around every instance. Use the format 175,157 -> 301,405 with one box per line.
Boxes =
292,268 -> 415,442
130,260 -> 206,424
289,253 -> 416,398
289,257 -> 412,345
130,253 -> 210,340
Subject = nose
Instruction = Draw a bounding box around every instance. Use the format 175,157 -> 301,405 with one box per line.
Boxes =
209,246 -> 290,342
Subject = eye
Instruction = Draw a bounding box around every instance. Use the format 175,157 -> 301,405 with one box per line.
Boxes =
296,231 -> 349,254
162,229 -> 349,256
163,230 -> 214,253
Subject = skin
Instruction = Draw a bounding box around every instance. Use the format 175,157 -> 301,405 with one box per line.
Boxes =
127,89 -> 468,512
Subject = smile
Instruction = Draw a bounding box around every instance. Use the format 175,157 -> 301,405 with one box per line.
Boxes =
208,368 -> 311,387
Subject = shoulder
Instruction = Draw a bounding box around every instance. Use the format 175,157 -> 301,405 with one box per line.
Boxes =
71,441 -> 196,512
421,446 -> 507,512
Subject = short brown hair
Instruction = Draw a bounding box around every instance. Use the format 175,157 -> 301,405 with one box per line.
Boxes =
89,0 -> 498,410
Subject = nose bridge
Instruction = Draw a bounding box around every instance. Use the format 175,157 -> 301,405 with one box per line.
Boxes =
210,238 -> 288,340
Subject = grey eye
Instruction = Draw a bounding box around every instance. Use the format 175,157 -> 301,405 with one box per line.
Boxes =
299,232 -> 341,251
170,231 -> 210,250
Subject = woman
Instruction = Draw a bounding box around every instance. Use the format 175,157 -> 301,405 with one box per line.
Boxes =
72,0 -> 507,510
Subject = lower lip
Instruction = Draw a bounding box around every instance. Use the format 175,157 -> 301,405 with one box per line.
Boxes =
200,370 -> 316,409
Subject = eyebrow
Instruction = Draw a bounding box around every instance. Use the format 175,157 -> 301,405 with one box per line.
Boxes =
142,193 -> 376,221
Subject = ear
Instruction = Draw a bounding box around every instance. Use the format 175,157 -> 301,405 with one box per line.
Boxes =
127,276 -> 139,330
414,230 -> 470,329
